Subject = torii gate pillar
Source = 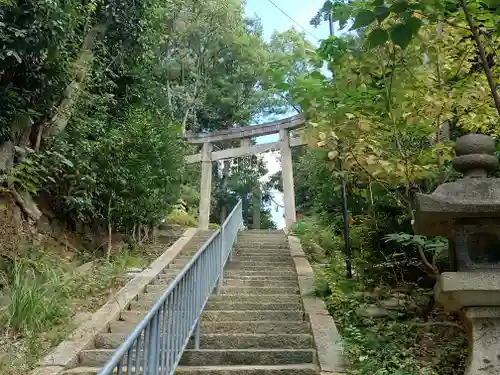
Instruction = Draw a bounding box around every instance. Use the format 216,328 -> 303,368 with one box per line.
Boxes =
280,128 -> 296,229
199,142 -> 213,230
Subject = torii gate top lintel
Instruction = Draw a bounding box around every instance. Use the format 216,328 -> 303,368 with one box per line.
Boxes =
183,114 -> 305,144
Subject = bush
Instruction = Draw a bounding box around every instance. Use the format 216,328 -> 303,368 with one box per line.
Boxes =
166,209 -> 198,227
208,223 -> 220,230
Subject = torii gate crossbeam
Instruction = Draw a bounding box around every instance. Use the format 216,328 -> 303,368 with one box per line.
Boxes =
185,114 -> 306,230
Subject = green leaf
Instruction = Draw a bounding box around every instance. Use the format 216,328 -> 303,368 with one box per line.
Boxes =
390,23 -> 413,49
372,0 -> 384,5
368,28 -> 389,47
331,2 -> 352,30
405,16 -> 422,35
374,6 -> 390,23
484,0 -> 500,6
310,71 -> 325,80
350,10 -> 376,30
390,0 -> 409,13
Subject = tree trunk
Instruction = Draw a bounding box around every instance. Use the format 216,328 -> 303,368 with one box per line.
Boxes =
106,197 -> 112,261
42,22 -> 109,140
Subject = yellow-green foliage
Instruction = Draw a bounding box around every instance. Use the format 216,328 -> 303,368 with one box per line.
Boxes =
166,209 -> 198,227
208,223 -> 220,230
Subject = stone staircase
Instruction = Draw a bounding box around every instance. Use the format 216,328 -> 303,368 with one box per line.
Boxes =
62,230 -> 319,375
176,230 -> 318,375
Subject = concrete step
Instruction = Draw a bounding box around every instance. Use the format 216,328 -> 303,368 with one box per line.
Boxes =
199,321 -> 310,334
96,333 -> 312,350
201,310 -> 303,321
235,244 -> 288,249
223,279 -> 297,287
180,349 -> 315,366
221,286 -> 299,295
80,347 -> 314,368
237,235 -> 286,240
233,252 -> 291,257
209,294 -> 301,303
176,364 -> 318,374
235,242 -> 288,246
204,301 -> 302,311
188,334 -> 312,349
220,274 -> 297,281
63,364 -> 318,375
79,349 -> 121,367
108,320 -> 309,335
150,276 -> 175,285
233,252 -> 291,258
225,265 -> 296,272
229,260 -> 294,266
232,255 -> 292,261
224,270 -> 296,278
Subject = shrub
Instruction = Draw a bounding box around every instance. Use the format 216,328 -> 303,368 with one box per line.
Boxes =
166,209 -> 198,227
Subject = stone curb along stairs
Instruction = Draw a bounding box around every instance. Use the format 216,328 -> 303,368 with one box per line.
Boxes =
288,235 -> 346,375
31,230 -> 346,375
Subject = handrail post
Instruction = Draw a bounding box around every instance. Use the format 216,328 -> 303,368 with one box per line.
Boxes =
216,225 -> 225,295
194,319 -> 201,350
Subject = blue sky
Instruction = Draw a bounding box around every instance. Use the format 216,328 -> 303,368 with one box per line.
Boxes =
243,0 -> 329,228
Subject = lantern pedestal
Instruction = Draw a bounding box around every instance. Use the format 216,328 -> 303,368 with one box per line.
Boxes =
435,273 -> 500,374
463,307 -> 500,375
435,272 -> 500,311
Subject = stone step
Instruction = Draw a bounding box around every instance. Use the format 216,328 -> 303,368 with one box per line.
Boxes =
233,251 -> 292,261
229,260 -> 294,266
142,284 -> 175,295
80,347 -> 314,368
95,333 -> 312,350
127,297 -> 161,310
235,241 -> 288,246
117,309 -> 305,323
63,364 -> 318,375
235,244 -> 288,249
224,270 -> 296,278
220,274 -> 298,281
223,279 -> 297,287
201,310 -> 303,321
204,301 -> 303,311
237,235 -> 286,240
150,276 -> 175,285
233,251 -> 291,256
222,286 -> 299,295
180,349 -> 315,366
225,265 -> 296,272
79,349 -> 121,367
108,320 -> 309,335
199,321 -> 310,334
176,364 -> 318,374
209,294 -> 301,303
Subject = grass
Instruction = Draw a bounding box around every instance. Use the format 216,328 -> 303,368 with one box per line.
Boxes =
3,258 -> 70,335
0,245 -> 147,375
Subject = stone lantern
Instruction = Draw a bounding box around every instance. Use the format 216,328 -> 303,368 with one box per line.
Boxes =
415,133 -> 500,375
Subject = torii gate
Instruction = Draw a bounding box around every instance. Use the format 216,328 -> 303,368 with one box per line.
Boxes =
184,114 -> 306,230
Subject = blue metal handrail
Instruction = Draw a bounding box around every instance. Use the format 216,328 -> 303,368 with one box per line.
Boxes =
98,200 -> 243,375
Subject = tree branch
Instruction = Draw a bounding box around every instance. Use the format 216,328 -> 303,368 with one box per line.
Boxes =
459,0 -> 500,116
